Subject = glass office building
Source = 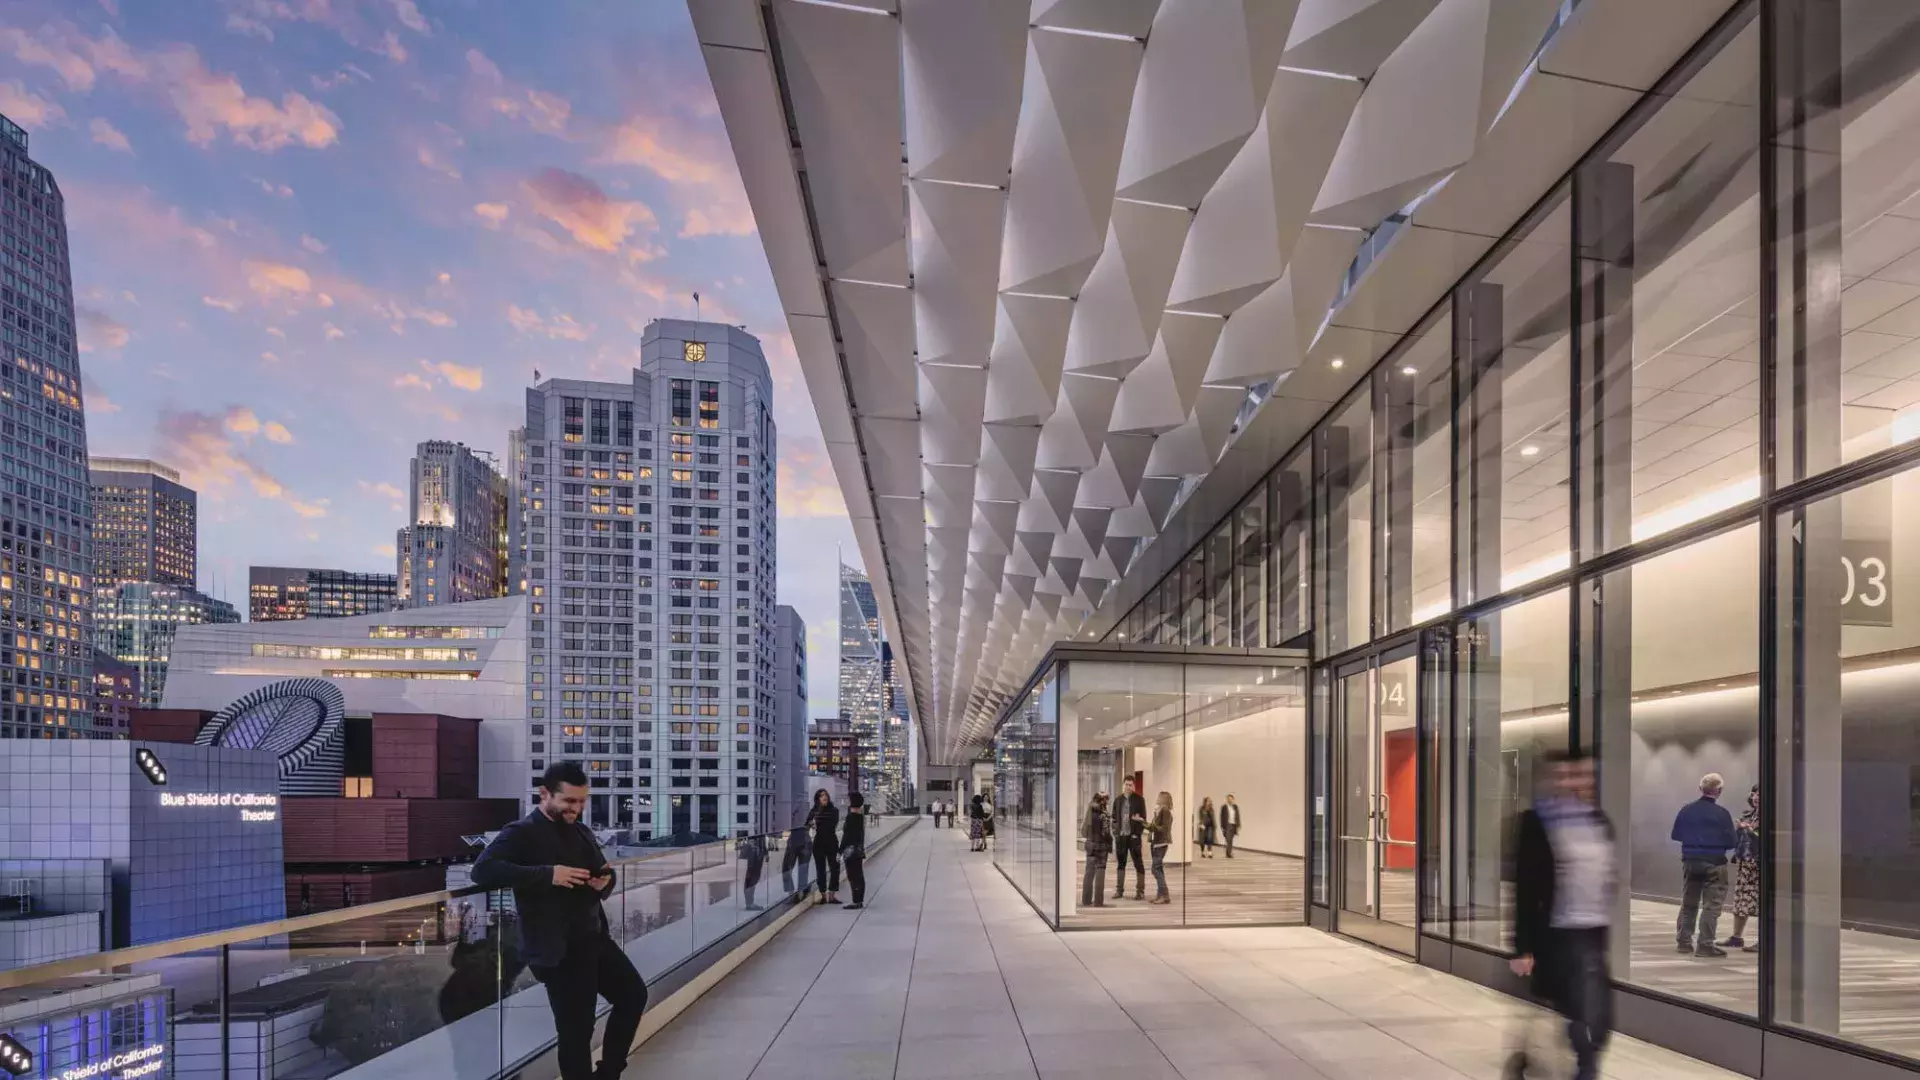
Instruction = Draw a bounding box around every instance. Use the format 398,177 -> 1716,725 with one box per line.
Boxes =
984,3 -> 1920,1074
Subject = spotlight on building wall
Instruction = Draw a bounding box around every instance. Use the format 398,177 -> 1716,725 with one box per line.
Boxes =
0,1034 -> 33,1076
134,747 -> 168,786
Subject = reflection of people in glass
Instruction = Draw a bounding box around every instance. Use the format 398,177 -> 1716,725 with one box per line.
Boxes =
1196,797 -> 1217,858
1221,795 -> 1241,859
1509,750 -> 1615,1080
1670,772 -> 1736,957
1721,785 -> 1760,952
1081,793 -> 1111,908
1148,790 -> 1174,906
781,812 -> 812,893
1111,780 -> 1146,900
739,833 -> 766,911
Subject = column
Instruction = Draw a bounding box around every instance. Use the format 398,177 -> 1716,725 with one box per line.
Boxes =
1381,367 -> 1416,633
1578,159 -> 1637,966
1057,663 -> 1080,919
1456,284 -> 1503,606
1773,0 -> 1844,1032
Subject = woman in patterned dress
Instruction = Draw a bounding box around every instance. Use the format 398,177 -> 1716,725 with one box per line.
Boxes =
1722,785 -> 1760,952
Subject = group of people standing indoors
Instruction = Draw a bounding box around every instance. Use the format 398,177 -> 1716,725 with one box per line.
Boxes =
1078,782 -> 1245,907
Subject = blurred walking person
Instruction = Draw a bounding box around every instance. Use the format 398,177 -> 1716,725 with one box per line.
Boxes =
1081,792 -> 1112,908
1509,750 -> 1616,1080
1196,796 -> 1217,858
808,789 -> 841,904
473,762 -> 647,1080
780,811 -> 812,893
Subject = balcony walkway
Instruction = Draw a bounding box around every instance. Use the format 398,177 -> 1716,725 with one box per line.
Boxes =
629,825 -> 1740,1080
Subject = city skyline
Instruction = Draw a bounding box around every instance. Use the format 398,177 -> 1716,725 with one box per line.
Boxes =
1,1 -> 861,713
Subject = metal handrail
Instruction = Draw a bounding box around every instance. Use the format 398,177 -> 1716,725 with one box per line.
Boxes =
0,825 -> 803,992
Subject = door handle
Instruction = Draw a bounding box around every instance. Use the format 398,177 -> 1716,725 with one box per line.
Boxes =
1379,792 -> 1393,843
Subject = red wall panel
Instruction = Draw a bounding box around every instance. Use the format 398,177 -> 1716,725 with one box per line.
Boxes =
129,709 -> 213,745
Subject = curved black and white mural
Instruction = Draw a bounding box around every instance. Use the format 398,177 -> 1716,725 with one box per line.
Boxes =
195,678 -> 347,796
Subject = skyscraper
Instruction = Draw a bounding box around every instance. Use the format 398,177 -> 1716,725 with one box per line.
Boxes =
515,319 -> 778,837
88,458 -> 196,588
773,604 -> 808,830
396,440 -> 508,609
249,566 -> 399,621
0,113 -> 95,740
96,581 -> 239,705
837,563 -> 887,800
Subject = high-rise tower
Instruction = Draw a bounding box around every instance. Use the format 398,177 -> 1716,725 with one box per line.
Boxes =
0,113 -> 95,739
515,319 -> 778,837
397,440 -> 508,609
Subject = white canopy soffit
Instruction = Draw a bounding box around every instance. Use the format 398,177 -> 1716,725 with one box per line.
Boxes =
692,0 -> 1738,764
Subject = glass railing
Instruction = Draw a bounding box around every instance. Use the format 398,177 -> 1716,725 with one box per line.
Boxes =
0,815 -> 912,1080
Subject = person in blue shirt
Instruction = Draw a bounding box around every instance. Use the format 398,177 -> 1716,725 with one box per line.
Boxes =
1670,772 -> 1738,957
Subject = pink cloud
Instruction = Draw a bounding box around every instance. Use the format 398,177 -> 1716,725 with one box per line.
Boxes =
522,167 -> 655,254
76,306 -> 130,351
598,111 -> 755,239
424,359 -> 483,391
779,441 -> 847,518
158,405 -> 325,518
505,303 -> 592,341
89,116 -> 131,151
473,201 -> 509,226
0,80 -> 65,129
2,24 -> 341,151
467,47 -> 571,135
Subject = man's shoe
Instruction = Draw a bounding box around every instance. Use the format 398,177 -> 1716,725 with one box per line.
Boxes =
1695,944 -> 1729,958
844,902 -> 864,910
1720,936 -> 1744,948
1677,941 -> 1695,953
1742,943 -> 1759,953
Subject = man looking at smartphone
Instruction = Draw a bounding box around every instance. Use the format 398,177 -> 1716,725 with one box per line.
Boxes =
474,762 -> 647,1079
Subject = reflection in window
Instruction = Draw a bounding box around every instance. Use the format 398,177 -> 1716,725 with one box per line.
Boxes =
1317,390 -> 1372,655
1273,448 -> 1311,644
1460,194 -> 1572,598
1233,490 -> 1267,647
1452,588 -> 1568,951
1783,4 -> 1920,483
1584,16 -> 1760,553
992,676 -> 1057,922
1384,312 -> 1453,629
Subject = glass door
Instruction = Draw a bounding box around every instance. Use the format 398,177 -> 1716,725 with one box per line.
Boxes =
1333,644 -> 1420,954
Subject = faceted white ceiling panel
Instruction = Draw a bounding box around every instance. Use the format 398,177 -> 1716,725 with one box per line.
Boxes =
697,0 -> 1645,763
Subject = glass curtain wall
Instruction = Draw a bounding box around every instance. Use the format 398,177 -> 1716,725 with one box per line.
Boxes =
1077,0 -> 1920,1065
991,674 -> 1056,920
1016,656 -> 1309,930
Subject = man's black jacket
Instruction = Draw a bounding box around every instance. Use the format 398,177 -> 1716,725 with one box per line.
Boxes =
471,810 -> 618,969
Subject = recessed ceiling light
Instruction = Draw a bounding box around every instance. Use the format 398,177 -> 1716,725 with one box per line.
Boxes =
1520,445 -> 1540,457
1402,365 -> 1417,376
1330,358 -> 1345,370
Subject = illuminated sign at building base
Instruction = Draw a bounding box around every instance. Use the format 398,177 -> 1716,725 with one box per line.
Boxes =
56,1044 -> 163,1080
158,792 -> 279,823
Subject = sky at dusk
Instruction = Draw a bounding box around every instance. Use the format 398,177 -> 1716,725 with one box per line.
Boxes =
0,0 -> 859,712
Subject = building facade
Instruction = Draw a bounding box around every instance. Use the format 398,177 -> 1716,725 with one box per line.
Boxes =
90,649 -> 139,738
0,114 -> 94,741
513,320 -> 779,837
0,739 -> 284,950
396,440 -> 508,609
249,565 -> 399,621
88,457 -> 195,589
772,604 -> 808,829
158,594 -> 529,798
836,564 -> 886,799
95,581 -> 238,707
806,718 -> 860,790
